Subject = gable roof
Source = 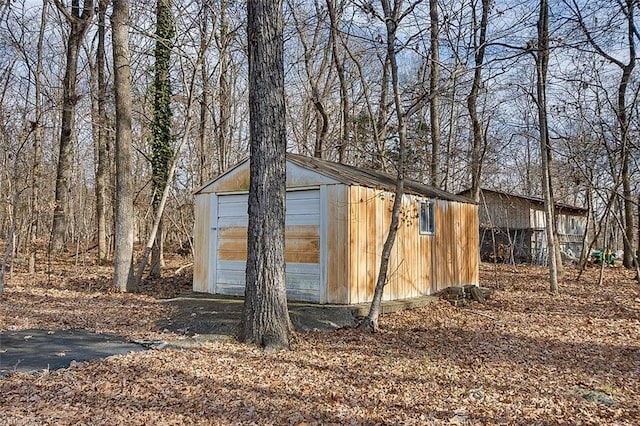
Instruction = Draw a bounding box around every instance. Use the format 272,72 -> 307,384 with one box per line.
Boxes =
287,154 -> 474,203
458,188 -> 587,216
197,153 -> 474,204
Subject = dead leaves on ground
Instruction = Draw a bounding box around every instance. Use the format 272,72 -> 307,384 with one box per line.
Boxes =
1,262 -> 639,425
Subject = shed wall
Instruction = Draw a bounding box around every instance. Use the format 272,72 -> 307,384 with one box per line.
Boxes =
348,186 -> 478,304
434,200 -> 479,291
325,185 -> 350,303
193,194 -> 212,293
479,192 -> 532,229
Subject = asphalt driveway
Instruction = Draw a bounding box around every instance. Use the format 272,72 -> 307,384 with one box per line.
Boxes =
0,328 -> 146,376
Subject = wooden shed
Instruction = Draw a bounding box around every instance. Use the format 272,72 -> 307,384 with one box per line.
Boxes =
193,154 -> 479,304
458,188 -> 588,264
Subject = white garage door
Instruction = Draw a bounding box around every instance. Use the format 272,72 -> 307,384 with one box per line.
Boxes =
213,189 -> 322,302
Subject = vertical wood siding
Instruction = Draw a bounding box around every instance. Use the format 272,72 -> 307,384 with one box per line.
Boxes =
479,193 -> 532,229
326,185 -> 350,303
434,200 -> 479,291
193,194 -> 211,292
348,187 -> 479,303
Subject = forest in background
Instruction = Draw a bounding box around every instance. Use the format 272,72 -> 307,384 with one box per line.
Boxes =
0,0 -> 638,281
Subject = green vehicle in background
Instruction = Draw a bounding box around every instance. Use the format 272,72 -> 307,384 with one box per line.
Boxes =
591,249 -> 616,265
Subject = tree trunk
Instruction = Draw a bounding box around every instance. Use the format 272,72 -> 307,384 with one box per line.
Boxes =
326,0 -> 349,163
112,0 -> 136,292
198,4 -> 210,185
96,0 -> 109,265
360,0 -> 407,332
429,0 -> 441,188
620,0 -> 636,269
239,0 -> 291,350
217,6 -> 231,174
29,0 -> 48,273
133,97 -> 195,288
637,193 -> 639,276
51,0 -> 94,253
536,0 -> 558,293
467,0 -> 490,202
149,0 -> 175,278
374,55 -> 389,169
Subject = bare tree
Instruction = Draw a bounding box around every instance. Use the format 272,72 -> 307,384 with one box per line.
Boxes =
50,0 -> 94,253
360,0 -> 420,331
563,0 -> 638,268
239,0 -> 292,350
467,0 -> 490,202
536,0 -> 559,293
428,0 -> 440,188
288,0 -> 332,158
326,0 -> 349,162
94,0 -> 109,265
112,0 -> 135,292
29,0 -> 49,272
213,0 -> 236,173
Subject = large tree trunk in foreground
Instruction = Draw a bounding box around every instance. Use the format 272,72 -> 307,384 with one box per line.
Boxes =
112,0 -> 136,292
239,0 -> 292,350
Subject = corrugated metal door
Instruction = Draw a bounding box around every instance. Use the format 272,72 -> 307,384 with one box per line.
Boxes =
214,189 -> 322,302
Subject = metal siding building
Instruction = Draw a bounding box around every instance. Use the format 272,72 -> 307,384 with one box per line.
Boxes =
194,155 -> 479,304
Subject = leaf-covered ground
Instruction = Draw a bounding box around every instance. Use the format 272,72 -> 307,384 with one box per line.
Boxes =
1,259 -> 639,425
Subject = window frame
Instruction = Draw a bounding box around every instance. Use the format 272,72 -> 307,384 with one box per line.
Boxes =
419,200 -> 435,235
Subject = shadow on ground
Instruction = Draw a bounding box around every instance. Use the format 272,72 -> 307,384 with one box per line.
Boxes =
1,293 -> 437,376
157,293 -> 363,338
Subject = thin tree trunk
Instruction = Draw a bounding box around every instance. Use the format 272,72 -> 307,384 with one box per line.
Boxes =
571,0 -> 637,268
29,0 -> 48,273
429,0 -> 441,188
96,0 -> 109,265
468,0 -> 490,202
112,0 -> 136,292
374,55 -> 389,169
217,12 -> 231,173
198,4 -> 210,185
578,186 -> 592,271
636,193 -> 639,278
360,0 -> 406,332
51,0 -> 94,253
327,0 -> 349,162
536,0 -> 558,293
619,0 -> 636,268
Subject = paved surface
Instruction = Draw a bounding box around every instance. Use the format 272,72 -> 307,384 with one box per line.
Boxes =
157,293 -> 368,338
0,329 -> 146,376
1,294 -> 438,376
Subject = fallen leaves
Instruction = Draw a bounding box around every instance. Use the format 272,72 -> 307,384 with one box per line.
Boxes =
1,262 -> 639,424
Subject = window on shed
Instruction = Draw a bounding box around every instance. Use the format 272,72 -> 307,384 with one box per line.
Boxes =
419,201 -> 435,235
